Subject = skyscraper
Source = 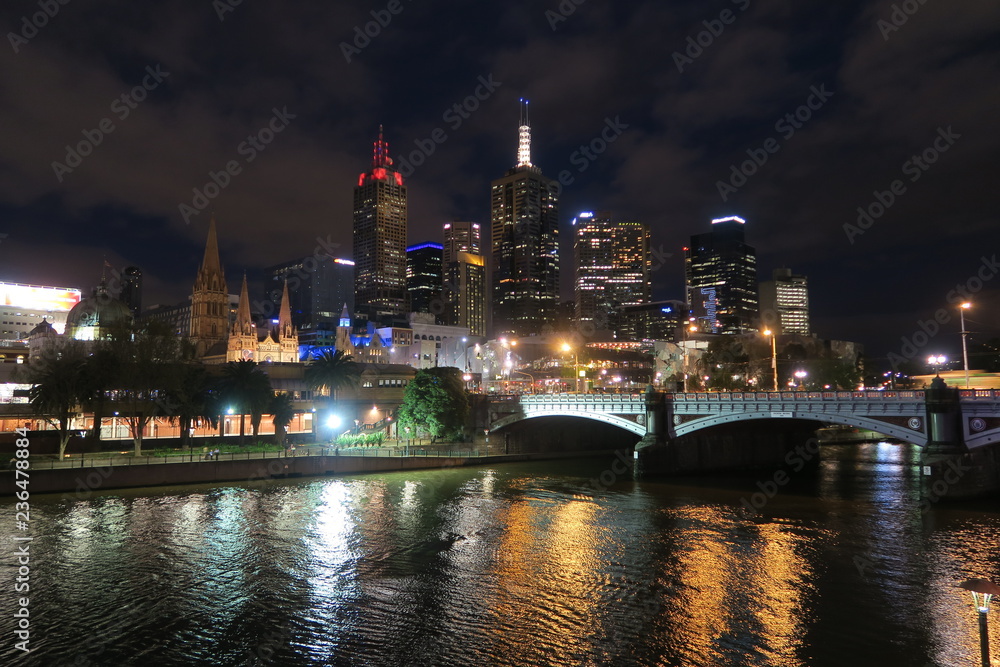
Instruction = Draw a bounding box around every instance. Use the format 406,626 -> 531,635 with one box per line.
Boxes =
444,251 -> 486,337
443,221 -> 481,264
573,211 -> 651,328
120,266 -> 142,318
265,256 -> 354,329
406,242 -> 443,316
354,126 -> 407,323
759,267 -> 810,335
490,99 -> 560,336
685,216 -> 759,334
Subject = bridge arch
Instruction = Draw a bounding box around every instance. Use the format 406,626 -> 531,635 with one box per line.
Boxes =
490,410 -> 647,437
673,411 -> 928,447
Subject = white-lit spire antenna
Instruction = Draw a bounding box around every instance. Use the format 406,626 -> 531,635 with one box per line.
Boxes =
517,98 -> 532,167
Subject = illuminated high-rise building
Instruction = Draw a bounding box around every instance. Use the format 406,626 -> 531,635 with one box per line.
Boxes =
443,221 -> 481,264
120,266 -> 142,318
490,99 -> 559,336
406,243 -> 443,316
444,251 -> 486,337
684,216 -> 759,334
573,211 -> 651,329
354,126 -> 407,323
759,268 -> 809,335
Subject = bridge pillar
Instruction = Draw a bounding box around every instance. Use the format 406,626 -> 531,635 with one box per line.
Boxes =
924,376 -> 963,455
633,385 -> 667,478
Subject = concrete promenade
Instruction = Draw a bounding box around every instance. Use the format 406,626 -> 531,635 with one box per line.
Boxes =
0,446 -> 622,496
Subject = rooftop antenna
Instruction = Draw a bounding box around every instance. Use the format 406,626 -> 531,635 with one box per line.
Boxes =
517,98 -> 532,168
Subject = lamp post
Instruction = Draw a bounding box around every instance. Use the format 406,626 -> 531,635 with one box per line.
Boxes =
928,354 -> 947,377
960,579 -> 1000,667
561,342 -> 580,393
763,329 -> 778,391
794,370 -> 807,389
960,302 -> 972,388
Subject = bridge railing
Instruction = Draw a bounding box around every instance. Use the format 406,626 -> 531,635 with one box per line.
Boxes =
668,390 -> 926,401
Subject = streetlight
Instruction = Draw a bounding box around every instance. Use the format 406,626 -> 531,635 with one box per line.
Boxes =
959,578 -> 1000,667
794,370 -> 807,389
763,329 -> 778,391
960,302 -> 972,388
928,354 -> 947,377
561,342 -> 580,393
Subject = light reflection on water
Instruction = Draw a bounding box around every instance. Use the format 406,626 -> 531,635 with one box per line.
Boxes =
1,443 -> 1000,666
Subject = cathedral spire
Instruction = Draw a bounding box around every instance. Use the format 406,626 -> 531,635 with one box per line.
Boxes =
233,273 -> 253,336
201,215 -> 223,275
277,278 -> 294,338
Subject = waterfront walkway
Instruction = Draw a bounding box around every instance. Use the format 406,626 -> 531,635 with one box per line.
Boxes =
19,443 -> 502,471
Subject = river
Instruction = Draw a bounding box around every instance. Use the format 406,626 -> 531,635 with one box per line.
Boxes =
2,443 -> 999,666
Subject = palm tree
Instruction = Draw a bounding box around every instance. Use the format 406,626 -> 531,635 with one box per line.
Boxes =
164,363 -> 218,450
270,393 -> 296,448
304,349 -> 359,402
217,360 -> 273,446
22,347 -> 88,458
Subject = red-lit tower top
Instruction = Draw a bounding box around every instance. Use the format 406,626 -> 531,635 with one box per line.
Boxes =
358,125 -> 404,187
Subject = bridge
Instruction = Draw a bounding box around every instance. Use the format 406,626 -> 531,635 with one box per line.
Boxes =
489,389 -> 1000,450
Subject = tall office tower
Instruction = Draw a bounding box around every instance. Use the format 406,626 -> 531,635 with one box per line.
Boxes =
354,126 -> 407,323
684,216 -> 759,334
759,267 -> 809,335
189,216 -> 230,356
406,243 -> 443,315
265,256 -> 355,329
573,211 -> 651,329
120,266 -> 142,318
443,221 -> 482,264
444,251 -> 486,337
490,99 -> 560,336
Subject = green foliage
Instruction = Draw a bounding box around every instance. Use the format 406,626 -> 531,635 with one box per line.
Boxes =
334,432 -> 385,447
397,367 -> 469,441
23,343 -> 88,458
304,349 -> 360,400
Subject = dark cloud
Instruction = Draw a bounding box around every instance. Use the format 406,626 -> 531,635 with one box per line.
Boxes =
0,0 -> 998,365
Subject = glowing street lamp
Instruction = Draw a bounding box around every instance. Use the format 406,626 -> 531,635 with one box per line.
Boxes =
561,342 -> 581,392
763,329 -> 778,391
928,354 -> 947,377
794,370 -> 807,389
959,579 -> 1000,667
960,302 -> 972,388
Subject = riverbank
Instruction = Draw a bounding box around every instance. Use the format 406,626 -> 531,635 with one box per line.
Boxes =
0,448 -> 626,497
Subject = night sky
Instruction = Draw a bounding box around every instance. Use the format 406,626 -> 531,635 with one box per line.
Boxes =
1,0 -> 998,368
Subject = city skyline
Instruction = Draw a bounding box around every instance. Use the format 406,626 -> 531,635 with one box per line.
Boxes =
0,1 -> 998,363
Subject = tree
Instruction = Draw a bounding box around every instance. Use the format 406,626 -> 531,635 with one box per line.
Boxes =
80,346 -> 120,448
22,345 -> 87,458
163,363 -> 218,450
304,349 -> 359,402
106,320 -> 181,456
270,393 -> 296,448
397,367 -> 469,442
217,360 -> 273,445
